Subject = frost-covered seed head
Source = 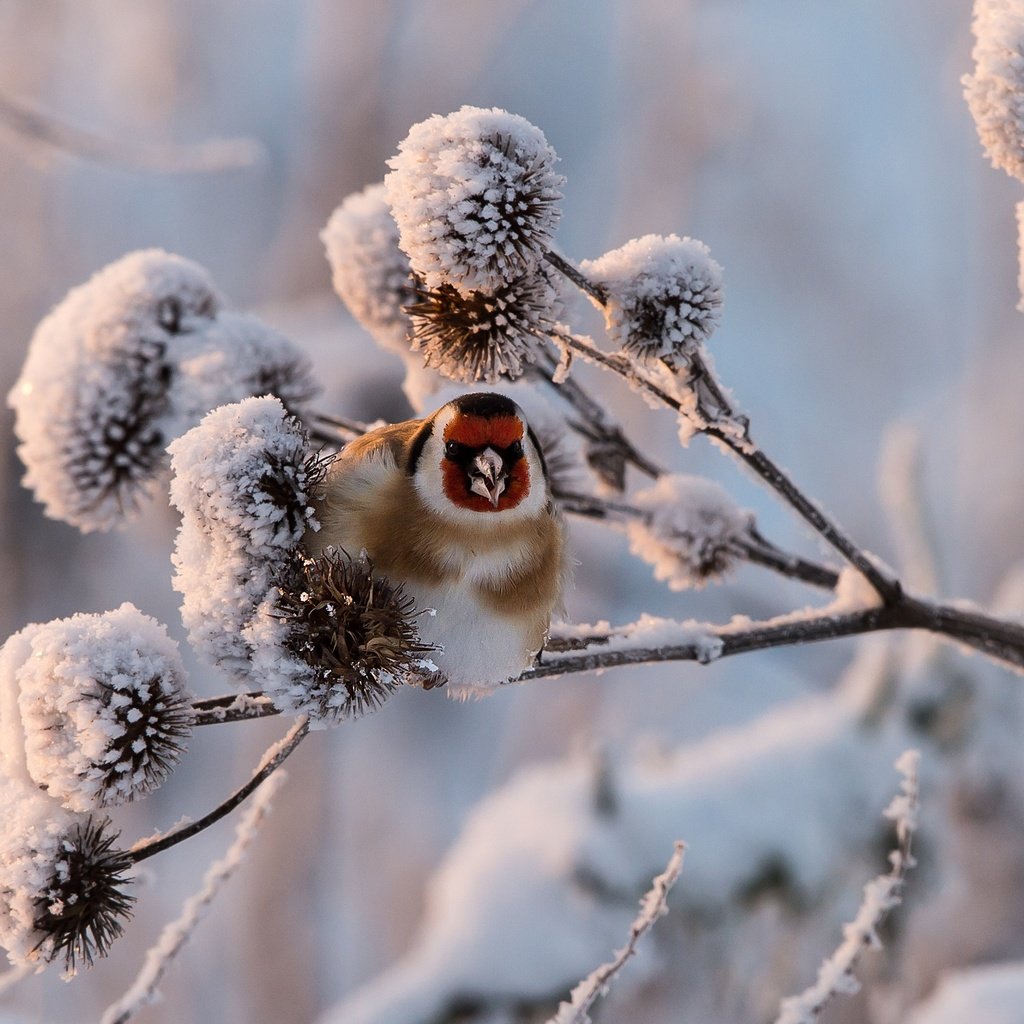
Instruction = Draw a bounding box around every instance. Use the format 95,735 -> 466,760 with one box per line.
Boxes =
271,549 -> 435,722
168,397 -> 321,679
15,605 -> 191,810
627,474 -> 750,590
385,106 -> 564,294
407,267 -> 560,384
321,183 -> 417,354
8,250 -> 318,533
0,781 -> 134,976
583,235 -> 724,363
7,250 -> 218,531
963,0 -> 1024,182
31,817 -> 134,974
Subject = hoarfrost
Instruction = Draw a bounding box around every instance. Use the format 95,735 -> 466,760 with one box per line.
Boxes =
386,106 -> 564,294
626,474 -> 750,590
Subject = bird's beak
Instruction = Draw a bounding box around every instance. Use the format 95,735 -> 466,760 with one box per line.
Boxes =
469,447 -> 506,507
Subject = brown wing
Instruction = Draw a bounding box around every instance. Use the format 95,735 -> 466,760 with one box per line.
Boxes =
338,416 -> 425,468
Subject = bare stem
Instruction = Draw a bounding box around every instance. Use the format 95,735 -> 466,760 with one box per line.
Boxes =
545,249 -> 608,305
127,716 -> 309,863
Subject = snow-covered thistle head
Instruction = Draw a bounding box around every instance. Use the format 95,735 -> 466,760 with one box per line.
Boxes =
627,474 -> 750,590
385,106 -> 564,294
321,182 -> 417,355
0,785 -> 133,975
963,0 -> 1024,182
407,266 -> 561,383
264,549 -> 436,722
168,396 -> 322,679
10,605 -> 191,811
583,235 -> 724,364
8,249 -> 316,532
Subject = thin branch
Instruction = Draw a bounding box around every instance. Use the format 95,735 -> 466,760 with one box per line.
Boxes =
127,716 -> 309,863
0,92 -> 264,174
183,593 -> 1024,725
545,249 -> 608,305
773,750 -> 920,1024
192,692 -> 281,726
554,328 -> 902,605
102,772 -> 285,1024
547,841 -> 686,1024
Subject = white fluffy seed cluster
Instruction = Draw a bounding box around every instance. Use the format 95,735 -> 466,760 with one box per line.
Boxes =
627,474 -> 750,590
321,182 -> 416,355
5,605 -> 190,811
168,396 -> 317,688
8,249 -> 316,533
583,234 -> 724,363
0,778 -> 80,971
385,105 -> 564,294
963,0 -> 1024,182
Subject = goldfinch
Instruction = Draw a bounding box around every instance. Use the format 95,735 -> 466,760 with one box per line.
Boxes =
304,392 -> 567,696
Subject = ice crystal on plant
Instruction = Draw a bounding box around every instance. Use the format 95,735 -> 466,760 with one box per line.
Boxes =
13,605 -> 191,811
168,396 -> 320,680
257,548 -> 436,723
8,249 -> 317,533
386,105 -> 564,294
321,182 -> 417,355
407,266 -> 560,383
583,234 -> 724,363
627,474 -> 749,590
0,783 -> 132,975
963,0 -> 1024,182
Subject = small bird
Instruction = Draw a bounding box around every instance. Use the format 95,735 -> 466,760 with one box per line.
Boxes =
304,392 -> 567,696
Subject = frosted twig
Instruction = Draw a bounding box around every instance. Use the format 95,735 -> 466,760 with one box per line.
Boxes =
185,590 -> 1024,723
127,716 -> 309,863
552,327 -> 902,605
0,92 -> 264,174
546,841 -> 686,1024
773,750 -> 921,1024
101,772 -> 285,1024
191,692 -> 281,726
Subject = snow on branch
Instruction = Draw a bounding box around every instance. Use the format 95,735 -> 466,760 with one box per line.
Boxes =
547,841 -> 686,1024
773,749 -> 921,1024
101,771 -> 285,1024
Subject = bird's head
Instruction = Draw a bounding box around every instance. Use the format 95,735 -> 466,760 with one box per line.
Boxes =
408,393 -> 549,521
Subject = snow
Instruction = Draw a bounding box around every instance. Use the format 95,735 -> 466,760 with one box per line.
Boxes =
904,961 -> 1024,1024
321,182 -> 416,357
385,106 -> 565,294
8,250 -> 316,533
0,778 -> 81,973
167,396 -> 314,680
963,0 -> 1024,182
12,603 -> 189,811
322,655 -> 909,1023
581,234 -> 724,363
626,473 -> 751,591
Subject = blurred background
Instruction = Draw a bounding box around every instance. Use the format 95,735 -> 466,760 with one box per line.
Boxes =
2,2 -> 1024,1022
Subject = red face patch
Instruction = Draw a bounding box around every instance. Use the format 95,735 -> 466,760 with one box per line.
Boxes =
441,413 -> 530,513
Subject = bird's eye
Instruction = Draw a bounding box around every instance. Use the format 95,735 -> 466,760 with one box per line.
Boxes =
508,440 -> 523,459
445,440 -> 461,459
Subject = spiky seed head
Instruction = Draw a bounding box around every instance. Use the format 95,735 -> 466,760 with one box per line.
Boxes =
583,234 -> 724,364
407,267 -> 560,384
386,106 -> 564,294
32,817 -> 134,974
15,604 -> 192,811
273,549 -> 436,722
321,183 -> 418,355
627,474 -> 749,590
